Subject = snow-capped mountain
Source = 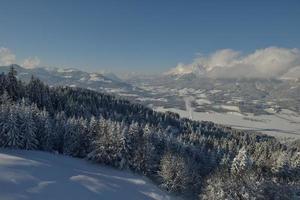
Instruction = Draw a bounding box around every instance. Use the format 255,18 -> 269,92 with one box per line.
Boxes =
0,64 -> 140,95
166,64 -> 300,81
165,63 -> 206,77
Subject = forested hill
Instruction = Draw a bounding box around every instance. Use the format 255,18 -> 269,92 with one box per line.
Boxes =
0,66 -> 299,199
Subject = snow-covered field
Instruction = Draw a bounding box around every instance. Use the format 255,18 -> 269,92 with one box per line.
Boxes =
155,107 -> 300,139
0,149 -> 175,200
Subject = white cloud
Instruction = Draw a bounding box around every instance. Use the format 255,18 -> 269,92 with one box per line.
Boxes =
22,56 -> 41,69
0,47 -> 16,65
169,47 -> 300,78
0,47 -> 41,69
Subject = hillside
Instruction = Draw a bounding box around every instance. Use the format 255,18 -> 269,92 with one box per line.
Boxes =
0,149 -> 175,200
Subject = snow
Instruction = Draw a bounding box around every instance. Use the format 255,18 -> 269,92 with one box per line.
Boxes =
265,108 -> 276,114
219,105 -> 240,112
89,74 -> 102,81
0,149 -> 176,200
196,93 -> 207,98
57,68 -> 77,73
118,93 -> 139,97
165,64 -> 194,76
89,74 -> 112,83
155,106 -> 300,139
195,99 -> 211,105
103,88 -> 127,93
280,109 -> 299,116
209,90 -> 221,94
18,72 -> 29,76
137,97 -> 168,102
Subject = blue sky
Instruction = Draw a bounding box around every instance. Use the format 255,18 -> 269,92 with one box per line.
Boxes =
0,0 -> 299,73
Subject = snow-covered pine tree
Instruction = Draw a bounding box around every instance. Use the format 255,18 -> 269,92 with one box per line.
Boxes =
6,65 -> 19,100
0,91 -> 11,105
42,117 -> 55,151
32,107 -> 49,149
87,118 -> 112,164
159,152 -> 190,193
272,152 -> 291,178
118,122 -> 129,169
53,112 -> 67,153
0,102 -> 9,147
231,147 -> 252,175
125,121 -> 141,170
88,116 -> 98,137
20,106 -> 38,150
111,122 -> 127,169
291,152 -> 300,172
5,109 -> 22,148
141,124 -> 160,175
63,117 -> 79,156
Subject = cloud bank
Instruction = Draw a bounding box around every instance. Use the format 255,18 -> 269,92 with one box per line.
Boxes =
168,47 -> 300,78
0,47 -> 41,69
0,47 -> 16,66
22,56 -> 41,69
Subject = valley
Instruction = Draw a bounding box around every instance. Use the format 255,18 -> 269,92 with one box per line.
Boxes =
1,65 -> 299,139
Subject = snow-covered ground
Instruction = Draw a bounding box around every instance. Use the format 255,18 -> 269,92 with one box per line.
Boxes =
155,107 -> 300,139
0,149 -> 176,200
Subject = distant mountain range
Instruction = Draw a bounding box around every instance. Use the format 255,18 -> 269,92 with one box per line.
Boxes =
126,69 -> 300,115
0,64 -> 144,97
1,64 -> 299,116
165,63 -> 300,81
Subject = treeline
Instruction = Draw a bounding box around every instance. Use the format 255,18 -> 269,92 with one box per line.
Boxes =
0,66 -> 299,199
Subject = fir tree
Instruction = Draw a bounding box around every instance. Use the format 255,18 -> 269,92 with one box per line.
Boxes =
231,147 -> 252,175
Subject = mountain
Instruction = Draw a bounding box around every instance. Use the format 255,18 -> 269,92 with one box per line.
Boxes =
125,69 -> 300,139
0,64 -> 140,96
3,64 -> 299,117
165,63 -> 206,77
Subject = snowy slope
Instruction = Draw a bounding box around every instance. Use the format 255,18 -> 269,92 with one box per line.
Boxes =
0,149 -> 176,200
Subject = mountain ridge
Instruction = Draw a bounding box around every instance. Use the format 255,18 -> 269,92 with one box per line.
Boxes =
0,64 -> 139,95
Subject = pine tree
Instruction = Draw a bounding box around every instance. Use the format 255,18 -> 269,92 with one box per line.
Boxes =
0,103 -> 9,146
292,152 -> 300,172
272,152 -> 291,178
125,122 -> 141,169
140,124 -> 160,175
87,118 -> 111,164
53,112 -> 67,153
21,108 -> 38,150
63,117 -> 79,156
0,91 -> 11,105
42,117 -> 55,151
6,65 -> 19,100
5,110 -> 22,148
231,147 -> 252,175
159,152 -> 190,192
